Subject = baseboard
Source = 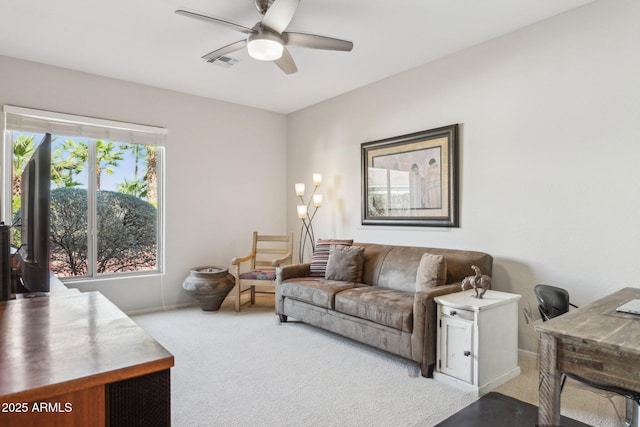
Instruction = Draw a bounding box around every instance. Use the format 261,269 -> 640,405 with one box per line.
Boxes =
479,366 -> 521,395
434,366 -> 521,397
518,348 -> 538,361
127,292 -> 274,315
126,301 -> 198,316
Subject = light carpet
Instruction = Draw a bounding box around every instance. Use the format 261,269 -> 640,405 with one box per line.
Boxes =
132,300 -> 623,426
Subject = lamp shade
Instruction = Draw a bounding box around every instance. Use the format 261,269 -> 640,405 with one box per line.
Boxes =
297,205 -> 308,219
312,173 -> 322,186
313,194 -> 323,207
295,183 -> 305,196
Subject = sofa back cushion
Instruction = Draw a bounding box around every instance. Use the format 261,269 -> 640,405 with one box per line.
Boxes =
356,243 -> 493,293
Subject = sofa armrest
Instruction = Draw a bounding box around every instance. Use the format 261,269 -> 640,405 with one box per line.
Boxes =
417,283 -> 463,307
276,263 -> 311,285
411,282 -> 463,377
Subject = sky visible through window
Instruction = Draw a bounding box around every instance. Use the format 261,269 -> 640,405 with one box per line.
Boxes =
16,132 -> 145,192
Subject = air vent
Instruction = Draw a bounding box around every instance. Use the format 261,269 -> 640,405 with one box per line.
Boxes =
205,56 -> 239,68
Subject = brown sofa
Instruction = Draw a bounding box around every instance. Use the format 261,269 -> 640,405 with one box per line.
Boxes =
276,242 -> 493,377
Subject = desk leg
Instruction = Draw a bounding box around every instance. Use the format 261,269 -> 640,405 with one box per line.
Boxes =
538,333 -> 561,427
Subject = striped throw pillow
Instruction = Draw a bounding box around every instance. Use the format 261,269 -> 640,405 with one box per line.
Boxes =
308,239 -> 354,277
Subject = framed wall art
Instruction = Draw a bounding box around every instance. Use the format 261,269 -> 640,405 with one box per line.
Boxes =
361,124 -> 459,227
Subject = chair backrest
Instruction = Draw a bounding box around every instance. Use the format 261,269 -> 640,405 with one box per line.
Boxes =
251,232 -> 293,270
534,284 -> 571,321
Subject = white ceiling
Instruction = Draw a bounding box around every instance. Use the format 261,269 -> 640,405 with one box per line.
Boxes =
0,0 -> 594,114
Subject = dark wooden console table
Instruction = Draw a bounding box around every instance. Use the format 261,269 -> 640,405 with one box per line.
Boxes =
535,287 -> 640,427
0,291 -> 174,426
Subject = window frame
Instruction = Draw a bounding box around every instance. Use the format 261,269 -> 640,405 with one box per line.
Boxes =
2,105 -> 166,281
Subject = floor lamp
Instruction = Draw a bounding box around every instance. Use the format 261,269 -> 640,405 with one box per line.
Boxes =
295,173 -> 322,263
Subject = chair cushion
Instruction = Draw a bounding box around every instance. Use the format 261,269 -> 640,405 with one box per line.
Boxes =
239,269 -> 276,280
334,287 -> 414,332
325,245 -> 365,282
279,277 -> 361,309
309,239 -> 354,277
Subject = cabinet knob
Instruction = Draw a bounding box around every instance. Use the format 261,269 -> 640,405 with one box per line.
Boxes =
464,351 -> 471,357
449,310 -> 457,316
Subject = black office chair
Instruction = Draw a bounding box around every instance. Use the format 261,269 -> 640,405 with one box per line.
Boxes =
534,284 -> 578,322
534,284 -> 578,391
534,284 -> 640,426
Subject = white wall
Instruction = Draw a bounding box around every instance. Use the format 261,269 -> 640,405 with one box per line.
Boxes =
0,55 -> 288,313
286,0 -> 640,352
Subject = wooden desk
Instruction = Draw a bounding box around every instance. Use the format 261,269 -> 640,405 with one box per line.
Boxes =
535,287 -> 640,426
0,291 -> 174,426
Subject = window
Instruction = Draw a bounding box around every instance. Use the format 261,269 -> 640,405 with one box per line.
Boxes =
3,106 -> 166,280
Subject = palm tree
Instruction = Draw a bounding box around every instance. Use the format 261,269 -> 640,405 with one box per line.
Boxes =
51,138 -> 87,188
120,143 -> 144,178
144,146 -> 157,204
95,140 -> 125,190
50,139 -> 126,190
117,143 -> 157,203
12,134 -> 36,196
117,178 -> 148,198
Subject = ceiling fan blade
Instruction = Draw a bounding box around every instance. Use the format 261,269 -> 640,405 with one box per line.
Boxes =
175,9 -> 255,35
283,32 -> 353,51
274,47 -> 298,74
202,40 -> 248,62
262,0 -> 300,34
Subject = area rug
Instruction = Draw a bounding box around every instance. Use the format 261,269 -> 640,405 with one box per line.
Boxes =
435,392 -> 590,427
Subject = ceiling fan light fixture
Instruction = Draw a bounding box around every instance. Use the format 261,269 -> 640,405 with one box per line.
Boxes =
247,29 -> 284,61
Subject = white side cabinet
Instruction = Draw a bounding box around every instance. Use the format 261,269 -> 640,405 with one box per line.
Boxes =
434,289 -> 521,396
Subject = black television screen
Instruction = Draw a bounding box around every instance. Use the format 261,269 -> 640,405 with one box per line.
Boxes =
17,133 -> 51,294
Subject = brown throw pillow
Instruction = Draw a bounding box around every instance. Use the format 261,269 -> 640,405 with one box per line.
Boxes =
325,245 -> 365,282
416,253 -> 447,291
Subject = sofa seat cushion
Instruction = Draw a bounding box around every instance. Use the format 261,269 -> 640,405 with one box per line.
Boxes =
334,287 -> 414,333
280,278 -> 362,309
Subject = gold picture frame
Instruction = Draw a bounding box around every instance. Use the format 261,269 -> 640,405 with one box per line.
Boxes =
361,124 -> 459,227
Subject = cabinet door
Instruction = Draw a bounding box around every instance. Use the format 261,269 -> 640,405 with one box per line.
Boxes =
440,316 -> 473,383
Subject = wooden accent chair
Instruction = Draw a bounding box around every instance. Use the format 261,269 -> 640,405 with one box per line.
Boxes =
231,232 -> 293,312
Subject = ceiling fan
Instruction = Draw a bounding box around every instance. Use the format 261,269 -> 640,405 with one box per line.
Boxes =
176,0 -> 353,74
